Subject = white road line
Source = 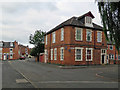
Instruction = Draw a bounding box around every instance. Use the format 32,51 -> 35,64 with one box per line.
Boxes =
35,81 -> 118,84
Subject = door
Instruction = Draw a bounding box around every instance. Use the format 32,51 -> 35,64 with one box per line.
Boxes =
7,54 -> 9,59
4,54 -> 6,60
102,55 -> 104,64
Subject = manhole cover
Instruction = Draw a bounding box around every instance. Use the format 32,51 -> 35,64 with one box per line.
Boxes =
16,79 -> 28,83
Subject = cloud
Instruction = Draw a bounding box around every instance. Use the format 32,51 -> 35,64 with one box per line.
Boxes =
0,1 -> 102,48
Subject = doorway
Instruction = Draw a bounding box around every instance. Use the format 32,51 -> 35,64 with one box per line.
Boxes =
102,55 -> 105,64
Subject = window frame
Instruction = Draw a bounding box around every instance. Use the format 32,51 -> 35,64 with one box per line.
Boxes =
86,29 -> 92,42
10,42 -> 13,47
10,54 -> 13,59
109,45 -> 113,50
54,48 -> 57,60
97,31 -> 102,42
75,27 -> 83,41
60,47 -> 64,61
51,49 -> 53,60
109,54 -> 114,60
45,35 -> 47,45
75,47 -> 83,61
10,48 -> 13,53
86,48 -> 93,61
52,32 -> 56,43
61,28 -> 64,41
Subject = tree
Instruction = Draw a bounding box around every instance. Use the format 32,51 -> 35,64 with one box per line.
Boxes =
29,30 -> 45,56
96,1 -> 120,51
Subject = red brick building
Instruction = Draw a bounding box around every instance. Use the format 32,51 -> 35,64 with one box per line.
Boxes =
0,41 -> 30,60
18,44 -> 30,57
44,11 -> 107,65
107,42 -> 120,64
0,41 -> 19,60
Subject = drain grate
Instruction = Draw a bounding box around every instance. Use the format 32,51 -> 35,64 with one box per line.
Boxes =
16,79 -> 28,83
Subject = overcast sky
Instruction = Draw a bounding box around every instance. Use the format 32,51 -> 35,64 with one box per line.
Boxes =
0,0 -> 102,48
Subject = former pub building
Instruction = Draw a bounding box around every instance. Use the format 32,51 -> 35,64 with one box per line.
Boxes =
44,11 -> 107,65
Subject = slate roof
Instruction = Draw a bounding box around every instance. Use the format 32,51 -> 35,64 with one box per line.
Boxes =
46,11 -> 103,35
0,41 -> 15,48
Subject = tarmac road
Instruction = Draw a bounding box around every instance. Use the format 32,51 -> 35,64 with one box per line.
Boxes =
2,59 -> 119,89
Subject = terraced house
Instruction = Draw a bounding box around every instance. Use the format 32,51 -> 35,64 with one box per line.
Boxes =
0,41 -> 30,60
44,11 -> 107,65
0,41 -> 19,60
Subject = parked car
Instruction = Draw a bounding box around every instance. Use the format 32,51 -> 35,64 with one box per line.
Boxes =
28,55 -> 32,58
20,55 -> 26,60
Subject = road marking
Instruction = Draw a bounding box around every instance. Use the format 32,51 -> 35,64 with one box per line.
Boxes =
36,81 -> 118,84
16,79 -> 28,83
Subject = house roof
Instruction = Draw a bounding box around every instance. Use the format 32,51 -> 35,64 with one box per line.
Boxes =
45,11 -> 103,35
2,42 -> 15,48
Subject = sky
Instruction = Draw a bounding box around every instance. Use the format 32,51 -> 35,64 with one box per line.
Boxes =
0,0 -> 102,48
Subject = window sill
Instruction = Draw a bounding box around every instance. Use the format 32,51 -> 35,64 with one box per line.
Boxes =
75,40 -> 83,42
75,60 -> 82,61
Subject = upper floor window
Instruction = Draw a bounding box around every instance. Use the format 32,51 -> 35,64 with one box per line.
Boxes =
86,48 -> 93,61
10,42 -> 13,47
60,47 -> 64,61
97,31 -> 102,42
85,16 -> 93,27
52,32 -> 56,43
0,42 -> 3,47
75,28 -> 83,41
109,45 -> 113,50
86,29 -> 92,41
10,48 -> 12,52
86,16 -> 92,24
75,47 -> 83,61
46,35 -> 47,45
61,28 -> 64,41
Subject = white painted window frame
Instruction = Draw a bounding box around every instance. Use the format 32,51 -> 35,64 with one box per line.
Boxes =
86,29 -> 92,42
97,31 -> 102,42
109,45 -> 113,50
85,16 -> 93,27
10,54 -> 13,59
54,48 -> 57,60
86,48 -> 93,61
52,32 -> 56,43
75,27 -> 83,41
10,48 -> 13,53
45,35 -> 47,45
75,47 -> 83,61
118,55 -> 120,60
51,49 -> 53,60
61,28 -> 64,41
60,47 -> 64,61
10,42 -> 13,47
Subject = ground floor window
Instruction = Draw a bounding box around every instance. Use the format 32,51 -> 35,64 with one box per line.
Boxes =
10,54 -> 13,59
51,49 -> 53,60
118,55 -> 120,60
60,47 -> 64,61
109,54 -> 114,60
75,47 -> 83,61
86,48 -> 93,61
54,48 -> 57,60
45,49 -> 48,61
0,53 -> 2,59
